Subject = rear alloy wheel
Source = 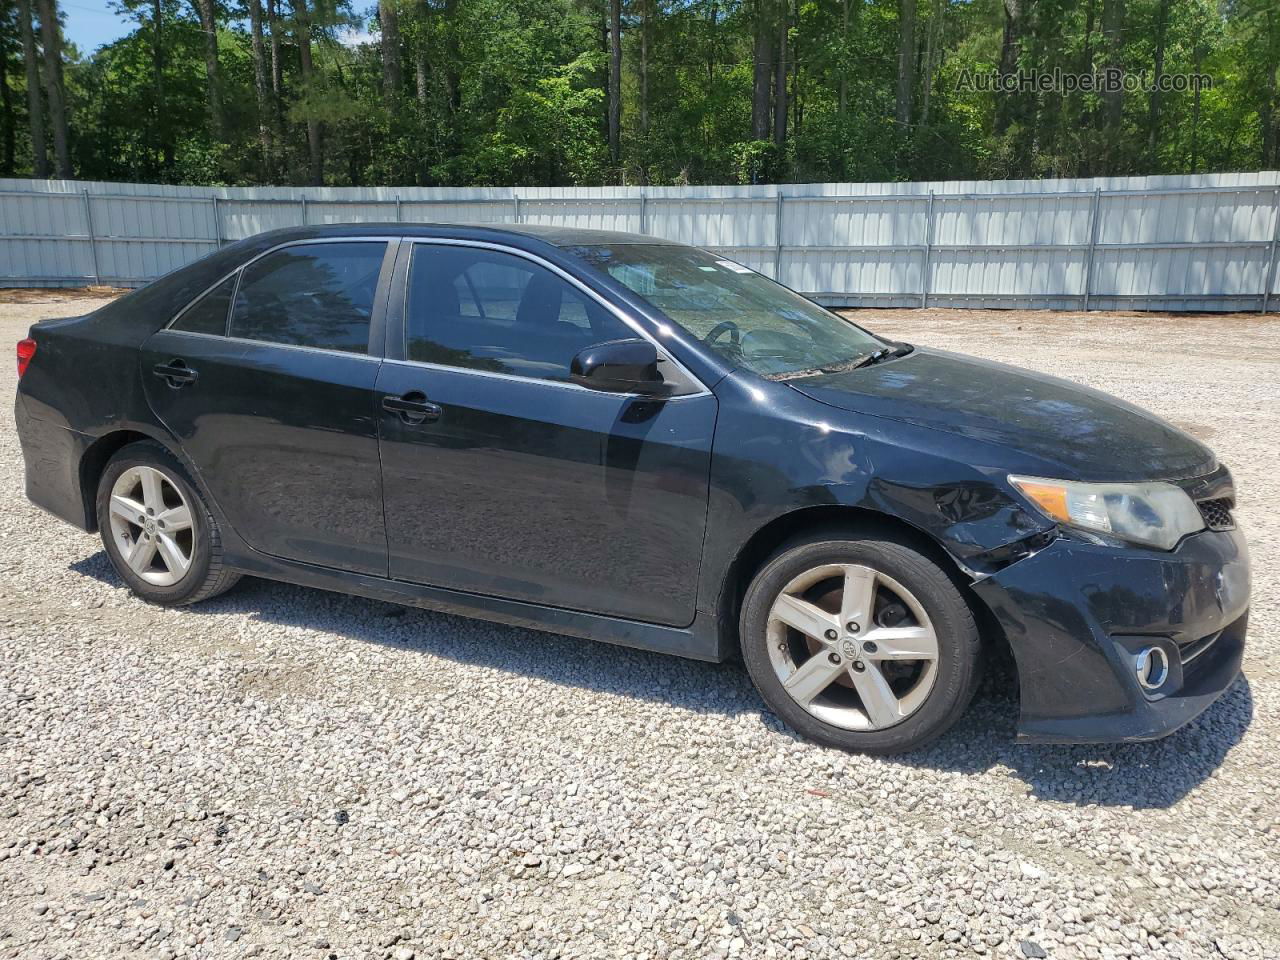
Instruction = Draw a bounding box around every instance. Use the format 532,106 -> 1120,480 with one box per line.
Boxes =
97,442 -> 240,606
107,466 -> 195,587
741,535 -> 981,754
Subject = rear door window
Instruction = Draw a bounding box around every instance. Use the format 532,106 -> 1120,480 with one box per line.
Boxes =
229,242 -> 387,354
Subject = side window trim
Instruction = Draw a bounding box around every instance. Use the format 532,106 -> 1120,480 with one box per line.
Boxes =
397,238 -> 709,397
165,237 -> 400,358
223,266 -> 243,337
366,239 -> 400,358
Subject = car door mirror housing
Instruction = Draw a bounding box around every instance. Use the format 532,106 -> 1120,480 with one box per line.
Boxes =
570,338 -> 670,396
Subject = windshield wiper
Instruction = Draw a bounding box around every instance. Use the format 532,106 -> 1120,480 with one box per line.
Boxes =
847,341 -> 914,369
768,342 -> 914,381
770,366 -> 828,382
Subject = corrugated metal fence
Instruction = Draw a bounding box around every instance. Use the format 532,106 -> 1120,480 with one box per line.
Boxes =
3,173 -> 1279,311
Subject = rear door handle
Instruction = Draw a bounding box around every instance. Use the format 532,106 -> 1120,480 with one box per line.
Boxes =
153,359 -> 198,388
382,391 -> 442,425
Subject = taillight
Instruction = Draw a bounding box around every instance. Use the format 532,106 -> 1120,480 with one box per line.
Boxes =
16,338 -> 36,378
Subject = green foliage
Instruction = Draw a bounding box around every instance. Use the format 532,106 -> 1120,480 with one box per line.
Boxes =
4,0 -> 1279,186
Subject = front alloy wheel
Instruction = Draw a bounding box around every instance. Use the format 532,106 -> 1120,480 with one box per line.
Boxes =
767,563 -> 940,731
741,534 -> 981,754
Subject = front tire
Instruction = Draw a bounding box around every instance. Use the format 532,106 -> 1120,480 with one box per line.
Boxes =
96,441 -> 240,606
740,533 -> 981,754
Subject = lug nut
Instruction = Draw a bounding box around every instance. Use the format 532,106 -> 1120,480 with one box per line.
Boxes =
824,629 -> 838,641
847,621 -> 860,633
852,661 -> 866,673
828,652 -> 841,665
862,640 -> 878,654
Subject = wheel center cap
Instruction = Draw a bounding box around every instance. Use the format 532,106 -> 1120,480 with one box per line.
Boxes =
839,637 -> 859,659
144,518 -> 157,536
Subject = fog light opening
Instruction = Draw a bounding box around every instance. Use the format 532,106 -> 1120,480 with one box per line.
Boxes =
1134,646 -> 1170,691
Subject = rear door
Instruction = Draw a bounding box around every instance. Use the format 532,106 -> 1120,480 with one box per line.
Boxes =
141,238 -> 396,575
375,240 -> 717,627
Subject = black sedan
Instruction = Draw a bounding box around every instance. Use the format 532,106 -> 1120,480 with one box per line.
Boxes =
14,224 -> 1250,754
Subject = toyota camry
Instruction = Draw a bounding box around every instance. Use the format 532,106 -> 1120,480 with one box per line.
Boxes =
14,224 -> 1250,753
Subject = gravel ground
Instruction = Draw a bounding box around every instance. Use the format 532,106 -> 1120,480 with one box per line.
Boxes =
1,295 -> 1277,960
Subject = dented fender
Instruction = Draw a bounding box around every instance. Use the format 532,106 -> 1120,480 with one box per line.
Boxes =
696,371 -> 1061,619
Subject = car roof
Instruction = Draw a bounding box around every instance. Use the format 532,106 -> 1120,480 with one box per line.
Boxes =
240,222 -> 670,249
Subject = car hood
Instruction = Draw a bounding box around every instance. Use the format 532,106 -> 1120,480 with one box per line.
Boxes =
787,347 -> 1216,483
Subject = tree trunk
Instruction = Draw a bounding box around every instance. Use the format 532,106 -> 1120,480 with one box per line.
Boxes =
919,0 -> 944,130
608,0 -> 621,168
1081,0 -> 1094,74
379,0 -> 402,98
1145,0 -> 1169,172
639,0 -> 649,138
1101,0 -> 1124,171
247,0 -> 272,175
267,0 -> 282,96
17,0 -> 46,177
294,0 -> 323,185
195,0 -> 224,141
1264,67 -> 1278,169
264,0 -> 285,157
706,0 -> 716,89
1079,0 -> 1094,174
838,0 -> 848,119
443,0 -> 460,114
414,0 -> 430,111
702,0 -> 715,177
895,0 -> 916,129
36,0 -> 70,177
1263,8 -> 1280,167
773,0 -> 788,146
151,0 -> 173,172
0,39 -> 15,175
994,0 -> 1021,134
751,0 -> 772,140
1190,37 -> 1203,172
791,2 -> 801,138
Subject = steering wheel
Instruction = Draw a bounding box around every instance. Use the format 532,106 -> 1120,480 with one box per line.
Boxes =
705,320 -> 742,348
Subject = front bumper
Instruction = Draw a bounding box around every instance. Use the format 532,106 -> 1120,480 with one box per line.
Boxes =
972,526 -> 1250,744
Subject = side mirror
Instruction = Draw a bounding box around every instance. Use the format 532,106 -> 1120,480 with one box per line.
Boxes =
570,338 -> 669,396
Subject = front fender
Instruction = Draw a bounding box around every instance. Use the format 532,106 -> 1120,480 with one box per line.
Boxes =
696,372 -> 1056,619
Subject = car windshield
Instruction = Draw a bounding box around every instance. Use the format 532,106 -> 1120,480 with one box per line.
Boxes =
569,243 -> 885,378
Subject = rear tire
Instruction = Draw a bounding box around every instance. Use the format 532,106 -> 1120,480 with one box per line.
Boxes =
740,533 -> 980,754
96,441 -> 240,606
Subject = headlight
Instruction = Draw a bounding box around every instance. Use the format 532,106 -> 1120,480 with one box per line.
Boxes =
1008,475 -> 1204,551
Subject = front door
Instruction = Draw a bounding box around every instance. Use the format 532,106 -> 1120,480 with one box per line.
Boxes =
142,239 -> 395,575
376,241 -> 716,627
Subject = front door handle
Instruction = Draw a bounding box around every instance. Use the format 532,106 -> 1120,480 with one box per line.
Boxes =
382,391 -> 442,425
153,359 -> 198,388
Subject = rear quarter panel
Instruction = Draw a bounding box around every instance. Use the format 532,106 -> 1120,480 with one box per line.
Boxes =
15,235 -> 288,530
21,314 -> 156,434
